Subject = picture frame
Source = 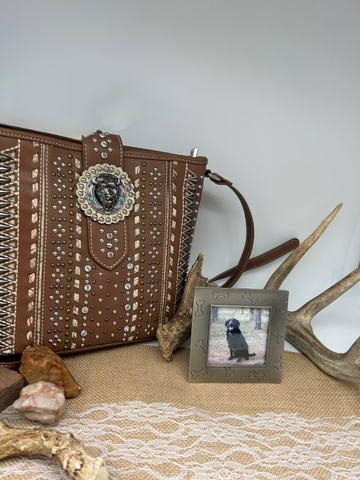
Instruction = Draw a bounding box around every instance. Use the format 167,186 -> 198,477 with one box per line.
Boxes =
188,287 -> 289,383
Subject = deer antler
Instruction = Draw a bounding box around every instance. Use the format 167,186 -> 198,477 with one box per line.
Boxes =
265,203 -> 360,383
157,253 -> 209,361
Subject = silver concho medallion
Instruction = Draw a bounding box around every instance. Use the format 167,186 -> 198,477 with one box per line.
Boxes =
76,163 -> 135,224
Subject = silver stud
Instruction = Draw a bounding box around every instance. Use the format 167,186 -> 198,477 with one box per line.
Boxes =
101,152 -> 108,159
100,141 -> 107,148
107,252 -> 114,258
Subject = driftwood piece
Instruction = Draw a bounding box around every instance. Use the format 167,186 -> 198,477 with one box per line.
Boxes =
265,204 -> 360,383
0,420 -> 109,480
157,253 -> 209,361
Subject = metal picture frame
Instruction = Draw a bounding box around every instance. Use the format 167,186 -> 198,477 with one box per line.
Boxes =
188,287 -> 289,383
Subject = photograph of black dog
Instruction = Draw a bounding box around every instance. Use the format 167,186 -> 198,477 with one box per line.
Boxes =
225,318 -> 256,362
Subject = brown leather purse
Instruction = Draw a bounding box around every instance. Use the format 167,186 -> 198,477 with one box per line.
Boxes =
0,124 -> 298,366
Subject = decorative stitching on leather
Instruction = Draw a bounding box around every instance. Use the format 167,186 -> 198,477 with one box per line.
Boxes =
223,187 -> 254,287
160,161 -> 170,323
210,239 -> 300,282
0,130 -> 207,161
84,134 -> 129,270
124,153 -> 207,165
245,241 -> 300,271
26,146 -> 41,346
88,221 -> 128,270
116,135 -> 123,168
0,141 -> 20,355
84,140 -> 89,169
0,130 -> 81,150
36,143 -> 49,346
174,164 -> 188,309
174,165 -> 202,310
129,164 -> 141,338
250,241 -> 298,263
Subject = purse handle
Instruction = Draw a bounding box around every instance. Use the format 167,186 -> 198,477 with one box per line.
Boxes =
205,170 -> 299,288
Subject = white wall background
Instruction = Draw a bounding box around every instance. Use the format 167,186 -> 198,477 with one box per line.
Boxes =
1,0 -> 360,354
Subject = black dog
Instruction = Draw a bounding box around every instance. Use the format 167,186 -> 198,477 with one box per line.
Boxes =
225,318 -> 256,362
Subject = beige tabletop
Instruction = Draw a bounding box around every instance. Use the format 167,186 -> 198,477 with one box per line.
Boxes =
0,344 -> 359,479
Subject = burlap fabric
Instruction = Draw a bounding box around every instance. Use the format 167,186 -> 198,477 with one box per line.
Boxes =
0,344 -> 359,479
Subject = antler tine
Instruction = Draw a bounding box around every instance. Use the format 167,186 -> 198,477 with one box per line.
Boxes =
296,266 -> 360,322
157,253 -> 209,361
285,266 -> 360,382
286,309 -> 360,383
264,203 -> 360,383
264,203 -> 343,290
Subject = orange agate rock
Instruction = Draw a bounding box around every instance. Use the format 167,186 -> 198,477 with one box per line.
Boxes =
19,346 -> 81,398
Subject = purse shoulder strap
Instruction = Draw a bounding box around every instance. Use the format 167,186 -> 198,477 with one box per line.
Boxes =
205,170 -> 299,287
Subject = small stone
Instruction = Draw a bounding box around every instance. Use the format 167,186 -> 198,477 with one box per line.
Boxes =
19,345 -> 81,398
13,381 -> 65,425
0,367 -> 27,412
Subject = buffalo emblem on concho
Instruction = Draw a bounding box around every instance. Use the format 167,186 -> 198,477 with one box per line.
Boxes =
76,164 -> 134,224
91,173 -> 122,213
